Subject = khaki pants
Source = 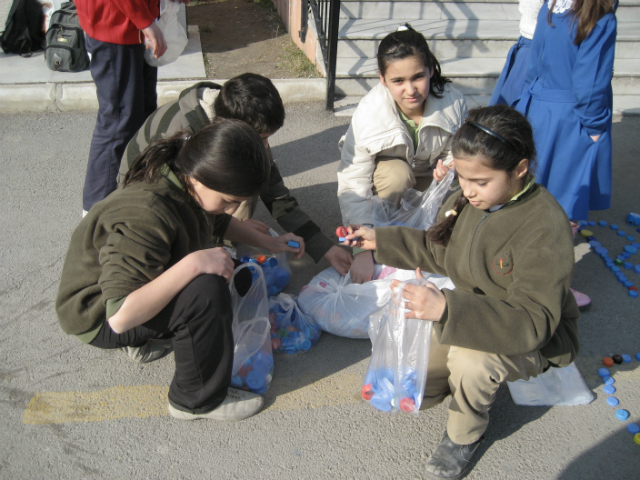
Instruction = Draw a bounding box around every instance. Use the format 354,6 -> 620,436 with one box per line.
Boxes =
372,158 -> 434,207
422,329 -> 548,445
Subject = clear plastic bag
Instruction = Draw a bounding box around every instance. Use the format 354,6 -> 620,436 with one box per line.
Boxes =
229,263 -> 273,394
507,362 -> 594,406
268,293 -> 321,354
144,1 -> 188,67
237,229 -> 292,297
373,169 -> 455,229
362,278 -> 434,414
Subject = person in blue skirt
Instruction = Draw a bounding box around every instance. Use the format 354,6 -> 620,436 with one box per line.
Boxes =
489,0 -> 544,106
514,0 -> 617,310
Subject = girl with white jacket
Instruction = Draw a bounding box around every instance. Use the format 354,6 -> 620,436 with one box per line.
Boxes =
337,25 -> 468,283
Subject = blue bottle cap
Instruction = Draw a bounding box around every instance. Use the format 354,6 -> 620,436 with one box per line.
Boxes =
603,384 -> 616,394
611,266 -> 621,272
617,255 -> 627,261
635,265 -> 640,274
603,376 -> 615,385
370,394 -> 392,412
625,245 -> 638,254
633,243 -> 640,249
595,246 -> 608,255
579,220 -> 589,226
287,240 -> 300,248
603,255 -> 612,262
623,252 -> 631,259
611,224 -> 619,230
605,261 -> 614,268
630,290 -> 639,298
636,352 -> 640,361
587,236 -> 596,242
618,276 -> 628,283
628,424 -> 640,434
627,235 -> 636,242
607,397 -> 619,407
589,240 -> 601,248
638,227 -> 640,233
598,367 -> 610,377
622,354 -> 632,363
599,220 -> 608,226
616,409 -> 630,421
588,220 -> 596,226
618,230 -> 627,236
624,281 -> 634,288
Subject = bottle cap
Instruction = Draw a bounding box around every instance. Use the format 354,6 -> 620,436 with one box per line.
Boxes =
598,367 -> 610,377
627,235 -> 636,242
622,354 -> 632,363
602,357 -> 614,367
617,230 -> 627,236
611,265 -> 621,271
635,433 -> 640,446
256,255 -> 267,264
599,220 -> 608,226
580,229 -> 593,237
633,242 -> 640,249
589,240 -> 601,249
361,384 -> 374,401
611,224 -> 619,230
603,376 -> 615,385
603,384 -> 616,395
588,220 -> 596,226
624,281 -> 634,288
595,246 -> 608,256
635,265 -> 640,274
399,397 -> 416,413
626,245 -> 639,254
630,290 -> 639,298
636,352 -> 640,361
623,252 -> 631,259
616,409 -> 630,421
628,424 -> 640,435
612,355 -> 623,364
370,394 -> 392,412
607,397 -> 619,407
287,240 -> 300,248
336,226 -> 348,238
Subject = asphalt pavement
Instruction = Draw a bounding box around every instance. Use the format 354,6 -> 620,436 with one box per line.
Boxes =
1,105 -> 639,479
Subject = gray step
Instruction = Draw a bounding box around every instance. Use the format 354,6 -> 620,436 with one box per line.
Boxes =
334,94 -> 640,116
339,1 -> 521,20
335,57 -> 640,95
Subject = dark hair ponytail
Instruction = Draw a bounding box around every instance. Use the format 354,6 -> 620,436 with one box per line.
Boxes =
427,105 -> 536,246
124,118 -> 270,200
377,24 -> 451,97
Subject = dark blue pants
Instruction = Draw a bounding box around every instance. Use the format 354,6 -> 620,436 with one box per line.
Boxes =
83,35 -> 158,211
90,274 -> 234,414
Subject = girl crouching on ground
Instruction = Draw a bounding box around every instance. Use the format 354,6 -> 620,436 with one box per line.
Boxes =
56,119 -> 303,421
337,24 -> 467,284
343,105 -> 580,479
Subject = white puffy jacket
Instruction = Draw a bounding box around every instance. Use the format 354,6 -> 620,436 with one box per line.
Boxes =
337,82 -> 467,226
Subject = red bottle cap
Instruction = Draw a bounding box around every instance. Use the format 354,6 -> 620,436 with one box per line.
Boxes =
399,397 -> 415,412
336,226 -> 348,238
257,255 -> 267,264
271,338 -> 282,350
602,357 -> 615,367
361,384 -> 374,401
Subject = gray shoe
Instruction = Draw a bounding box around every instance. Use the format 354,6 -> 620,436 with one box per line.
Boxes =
168,388 -> 264,421
120,340 -> 171,364
425,431 -> 484,480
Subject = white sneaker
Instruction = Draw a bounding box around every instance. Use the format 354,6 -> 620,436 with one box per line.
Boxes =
168,388 -> 264,421
121,341 -> 171,364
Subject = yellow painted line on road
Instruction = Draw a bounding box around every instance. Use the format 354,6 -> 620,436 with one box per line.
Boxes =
23,370 -> 363,425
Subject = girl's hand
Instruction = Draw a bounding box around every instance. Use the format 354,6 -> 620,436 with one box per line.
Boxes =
142,22 -> 167,59
190,247 -> 235,283
343,224 -> 377,250
267,232 -> 305,260
390,268 -> 446,322
432,159 -> 450,182
349,250 -> 374,284
324,245 -> 353,276
241,218 -> 270,235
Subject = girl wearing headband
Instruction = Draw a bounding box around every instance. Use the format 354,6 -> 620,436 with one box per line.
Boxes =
337,24 -> 467,284
342,106 -> 580,480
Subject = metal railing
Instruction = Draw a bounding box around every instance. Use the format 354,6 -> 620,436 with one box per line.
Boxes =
300,0 -> 341,110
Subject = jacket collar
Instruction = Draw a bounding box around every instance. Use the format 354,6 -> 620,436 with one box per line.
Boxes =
179,81 -> 222,132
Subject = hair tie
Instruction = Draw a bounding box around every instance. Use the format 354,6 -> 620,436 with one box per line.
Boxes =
467,120 -> 519,152
445,209 -> 457,217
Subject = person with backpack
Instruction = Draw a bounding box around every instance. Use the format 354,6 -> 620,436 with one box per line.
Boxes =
0,0 -> 46,56
75,0 -> 189,216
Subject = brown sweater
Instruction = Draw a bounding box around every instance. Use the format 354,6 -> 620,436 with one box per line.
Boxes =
373,184 -> 580,367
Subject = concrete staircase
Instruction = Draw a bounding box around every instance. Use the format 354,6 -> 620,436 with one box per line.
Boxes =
333,0 -> 640,115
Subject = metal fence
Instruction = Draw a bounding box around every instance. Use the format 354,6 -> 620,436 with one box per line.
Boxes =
300,0 -> 341,110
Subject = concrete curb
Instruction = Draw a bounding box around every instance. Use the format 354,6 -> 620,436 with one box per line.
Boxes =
0,78 -> 327,114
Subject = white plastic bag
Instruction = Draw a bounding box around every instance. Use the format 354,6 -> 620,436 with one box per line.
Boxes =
373,169 -> 455,229
361,278 -> 434,414
144,1 -> 188,67
507,362 -> 594,406
237,228 -> 292,296
268,293 -> 321,354
229,263 -> 273,394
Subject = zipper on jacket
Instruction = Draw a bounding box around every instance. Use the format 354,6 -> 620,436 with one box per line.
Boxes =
468,211 -> 490,278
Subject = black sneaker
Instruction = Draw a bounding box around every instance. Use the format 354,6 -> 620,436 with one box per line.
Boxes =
425,431 -> 484,480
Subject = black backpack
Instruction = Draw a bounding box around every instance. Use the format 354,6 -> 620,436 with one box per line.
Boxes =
0,0 -> 45,56
45,2 -> 89,72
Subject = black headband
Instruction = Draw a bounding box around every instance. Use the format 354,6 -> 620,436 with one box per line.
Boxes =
467,121 -> 519,152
